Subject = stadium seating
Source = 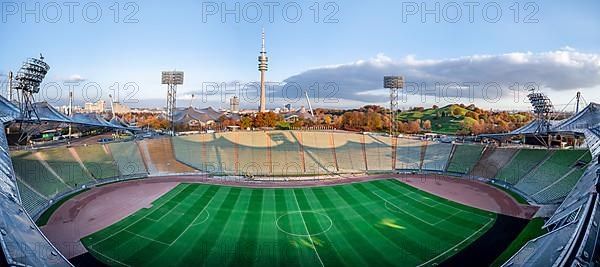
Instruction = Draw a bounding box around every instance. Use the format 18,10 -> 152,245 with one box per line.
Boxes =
332,132 -> 367,172
16,179 -> 47,214
469,147 -> 518,178
236,131 -> 270,176
172,135 -> 206,171
38,147 -> 94,187
268,131 -> 303,175
11,150 -> 70,198
212,133 -> 238,174
139,138 -> 198,174
421,142 -> 453,171
515,149 -> 589,196
364,135 -> 393,171
530,168 -> 585,203
73,144 -> 119,180
446,144 -> 485,174
494,149 -> 550,185
294,131 -> 337,174
108,141 -> 147,176
395,138 -> 423,170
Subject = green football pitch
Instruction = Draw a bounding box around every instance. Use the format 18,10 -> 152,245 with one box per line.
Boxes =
81,179 -> 496,266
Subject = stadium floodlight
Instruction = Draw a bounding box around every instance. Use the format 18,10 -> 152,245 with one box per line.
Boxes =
162,71 -> 184,135
161,71 -> 184,85
527,89 -> 554,133
13,56 -> 50,93
384,76 -> 404,136
12,55 -> 50,122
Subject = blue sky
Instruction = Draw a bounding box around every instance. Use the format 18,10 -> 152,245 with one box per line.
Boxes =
1,0 -> 599,110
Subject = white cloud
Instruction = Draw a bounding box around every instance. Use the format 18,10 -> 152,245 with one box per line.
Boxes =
280,49 -> 600,107
56,74 -> 87,82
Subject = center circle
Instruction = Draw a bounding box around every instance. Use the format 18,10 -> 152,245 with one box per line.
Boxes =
276,211 -> 333,237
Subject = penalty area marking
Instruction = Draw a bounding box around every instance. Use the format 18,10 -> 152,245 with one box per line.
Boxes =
384,201 -> 463,226
87,246 -> 131,267
89,187 -> 216,249
275,211 -> 333,237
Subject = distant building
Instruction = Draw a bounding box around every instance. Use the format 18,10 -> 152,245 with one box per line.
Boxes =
112,102 -> 131,114
84,100 -> 106,113
230,96 -> 240,113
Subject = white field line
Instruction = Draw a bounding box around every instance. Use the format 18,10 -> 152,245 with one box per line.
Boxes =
416,217 -> 494,267
292,190 -> 325,267
167,195 -> 216,245
87,246 -> 131,267
124,230 -> 170,246
89,185 -> 191,248
383,183 -> 491,220
383,200 -> 435,226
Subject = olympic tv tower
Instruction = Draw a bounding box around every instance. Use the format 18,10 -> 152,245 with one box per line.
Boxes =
258,28 -> 268,112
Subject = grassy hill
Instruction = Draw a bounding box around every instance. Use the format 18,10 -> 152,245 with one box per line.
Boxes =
397,104 -> 531,134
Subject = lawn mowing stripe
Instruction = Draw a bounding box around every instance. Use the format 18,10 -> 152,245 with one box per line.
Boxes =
274,188 -> 316,266
351,182 -> 495,263
145,184 -> 196,221
387,179 -> 492,216
150,186 -> 232,266
228,189 -> 264,267
294,188 -> 346,266
369,180 -> 492,230
124,185 -> 212,241
274,188 -> 307,266
84,184 -> 196,258
291,189 -> 325,267
370,180 -> 492,228
184,187 -> 243,266
122,185 -> 219,265
202,188 -> 253,266
352,183 -> 469,244
328,185 -> 429,265
281,189 -> 324,266
83,184 -> 189,243
254,189 -> 281,267
301,188 -> 372,267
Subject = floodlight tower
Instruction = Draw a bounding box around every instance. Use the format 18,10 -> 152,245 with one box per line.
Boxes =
161,71 -> 184,135
258,28 -> 268,112
13,55 -> 50,122
527,88 -> 554,134
384,76 -> 404,135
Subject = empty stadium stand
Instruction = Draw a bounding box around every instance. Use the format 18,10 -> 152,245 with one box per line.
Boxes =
332,132 -> 367,172
11,150 -> 70,198
236,131 -> 270,175
494,148 -> 550,185
395,138 -> 423,170
74,144 -> 120,180
108,141 -> 148,176
469,147 -> 518,178
268,131 -> 303,175
515,149 -> 589,196
421,142 -> 453,171
294,131 -> 337,174
139,138 -> 198,174
364,134 -> 394,171
38,147 -> 94,187
446,144 -> 485,174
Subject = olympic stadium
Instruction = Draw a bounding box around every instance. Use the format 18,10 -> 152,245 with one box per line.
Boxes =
1,90 -> 600,266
